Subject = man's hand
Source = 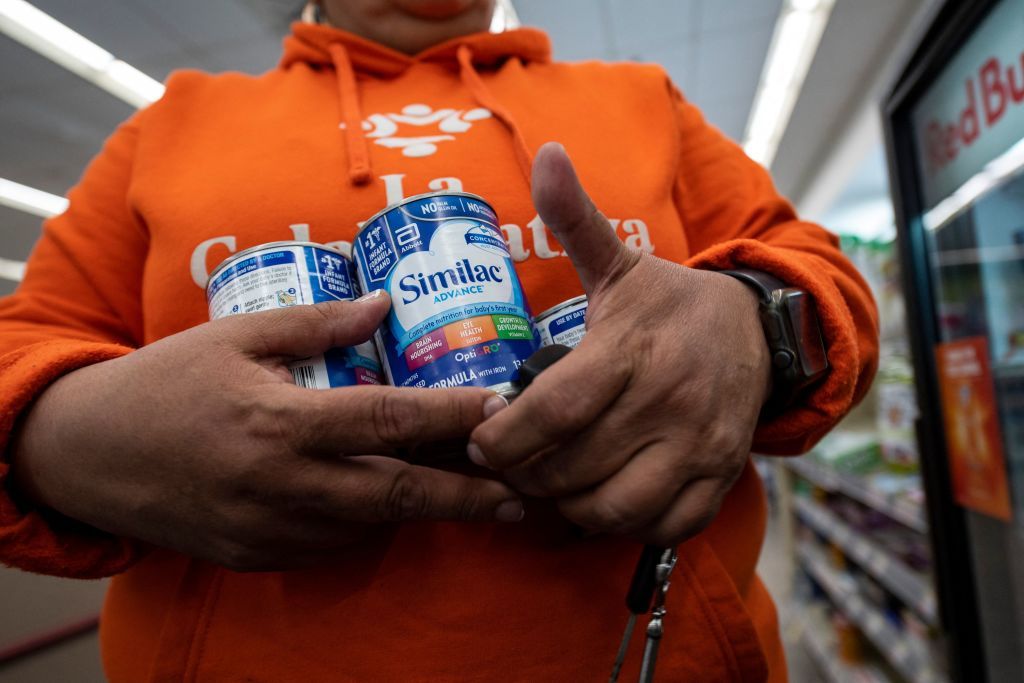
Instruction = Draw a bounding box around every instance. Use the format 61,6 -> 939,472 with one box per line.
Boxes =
12,292 -> 522,572
467,143 -> 772,547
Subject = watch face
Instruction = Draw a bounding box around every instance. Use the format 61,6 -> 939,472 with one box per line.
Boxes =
781,290 -> 828,377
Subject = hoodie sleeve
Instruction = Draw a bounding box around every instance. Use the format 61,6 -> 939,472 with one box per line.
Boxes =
0,114 -> 149,578
669,85 -> 879,455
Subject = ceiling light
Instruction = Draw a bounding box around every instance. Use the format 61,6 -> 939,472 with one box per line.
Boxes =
742,0 -> 836,168
490,0 -> 520,32
0,257 -> 26,283
790,0 -> 823,12
763,11 -> 815,88
0,0 -> 164,108
0,177 -> 68,218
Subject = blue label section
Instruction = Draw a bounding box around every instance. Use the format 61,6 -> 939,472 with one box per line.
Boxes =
396,194 -> 499,225
358,222 -> 400,284
549,308 -> 587,338
395,302 -> 523,352
208,250 -> 296,298
345,347 -> 380,372
385,333 -> 535,389
305,248 -> 355,302
323,349 -> 360,387
323,349 -> 382,387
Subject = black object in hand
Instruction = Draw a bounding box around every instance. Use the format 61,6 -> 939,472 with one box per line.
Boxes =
516,344 -> 573,391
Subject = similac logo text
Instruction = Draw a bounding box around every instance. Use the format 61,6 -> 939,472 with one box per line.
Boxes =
398,258 -> 504,304
388,220 -> 514,332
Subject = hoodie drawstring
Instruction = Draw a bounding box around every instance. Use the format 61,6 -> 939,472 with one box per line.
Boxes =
328,42 -> 372,185
456,45 -> 533,187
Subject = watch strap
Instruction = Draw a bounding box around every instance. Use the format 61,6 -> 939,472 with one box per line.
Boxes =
717,268 -> 828,417
716,268 -> 787,304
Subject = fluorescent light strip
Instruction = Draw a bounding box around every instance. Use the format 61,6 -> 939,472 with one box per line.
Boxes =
0,177 -> 66,283
0,177 -> 68,218
0,256 -> 26,283
490,0 -> 520,32
0,0 -> 164,108
923,137 -> 1024,231
742,0 -> 835,168
0,0 -> 160,279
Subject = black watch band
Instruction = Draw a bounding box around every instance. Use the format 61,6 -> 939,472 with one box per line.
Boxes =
718,269 -> 829,416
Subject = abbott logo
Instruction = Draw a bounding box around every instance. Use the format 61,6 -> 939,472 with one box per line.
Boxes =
341,103 -> 492,157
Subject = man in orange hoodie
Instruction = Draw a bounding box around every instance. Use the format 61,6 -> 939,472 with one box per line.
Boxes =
0,1 -> 878,680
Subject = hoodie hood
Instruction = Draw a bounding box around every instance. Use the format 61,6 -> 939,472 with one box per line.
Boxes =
279,22 -> 550,186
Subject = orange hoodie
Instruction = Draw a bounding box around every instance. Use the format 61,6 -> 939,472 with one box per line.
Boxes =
0,23 -> 877,682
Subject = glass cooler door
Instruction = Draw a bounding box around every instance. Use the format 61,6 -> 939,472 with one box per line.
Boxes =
886,0 -> 1024,679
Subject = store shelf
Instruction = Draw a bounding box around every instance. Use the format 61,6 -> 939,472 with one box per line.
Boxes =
795,497 -> 938,625
801,621 -> 891,683
787,458 -> 928,533
993,361 -> 1024,380
798,544 -> 946,683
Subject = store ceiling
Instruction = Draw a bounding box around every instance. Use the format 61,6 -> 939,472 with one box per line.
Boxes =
0,0 -> 927,296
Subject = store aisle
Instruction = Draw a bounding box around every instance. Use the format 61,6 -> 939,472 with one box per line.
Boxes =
758,477 -> 818,683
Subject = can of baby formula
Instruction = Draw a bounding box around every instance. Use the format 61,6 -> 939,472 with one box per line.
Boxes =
534,295 -> 588,349
353,191 -> 539,396
207,241 -> 383,388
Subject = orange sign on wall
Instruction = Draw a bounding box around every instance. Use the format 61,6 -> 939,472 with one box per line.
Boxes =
935,337 -> 1012,521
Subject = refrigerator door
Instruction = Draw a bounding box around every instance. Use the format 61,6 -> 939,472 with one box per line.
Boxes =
890,0 -> 1024,679
922,162 -> 1024,683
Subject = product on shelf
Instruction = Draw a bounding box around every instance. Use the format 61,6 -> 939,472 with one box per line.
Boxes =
877,354 -> 920,472
832,611 -> 864,664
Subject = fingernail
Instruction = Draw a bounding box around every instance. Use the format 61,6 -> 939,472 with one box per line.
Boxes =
355,289 -> 384,303
467,442 -> 491,469
483,394 -> 508,419
495,500 -> 525,522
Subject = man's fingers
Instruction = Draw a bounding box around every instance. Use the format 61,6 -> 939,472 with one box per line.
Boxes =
554,443 -> 690,535
531,142 -> 639,294
274,384 -> 495,455
306,455 -> 524,523
217,292 -> 391,359
632,478 -> 724,547
468,338 -> 630,469
503,406 -> 652,497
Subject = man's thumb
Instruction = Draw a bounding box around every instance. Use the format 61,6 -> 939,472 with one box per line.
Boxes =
531,142 -> 635,294
224,290 -> 390,358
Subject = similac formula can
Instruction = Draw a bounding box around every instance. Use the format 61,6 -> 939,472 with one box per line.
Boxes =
534,295 -> 588,349
207,241 -> 383,388
353,191 -> 539,396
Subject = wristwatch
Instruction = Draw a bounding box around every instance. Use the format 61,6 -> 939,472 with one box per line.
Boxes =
718,269 -> 829,416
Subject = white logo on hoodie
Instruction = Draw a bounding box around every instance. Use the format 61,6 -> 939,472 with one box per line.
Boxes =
340,103 -> 492,157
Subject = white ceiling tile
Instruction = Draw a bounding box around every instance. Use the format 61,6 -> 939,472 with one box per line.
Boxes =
691,96 -> 751,142
31,0 -> 185,63
512,0 -> 613,60
133,0 -> 280,53
0,205 -> 45,262
0,35 -> 73,93
200,37 -> 286,75
607,0 -> 699,58
693,26 -> 773,103
0,78 -> 132,195
634,40 -> 699,98
699,0 -> 783,32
